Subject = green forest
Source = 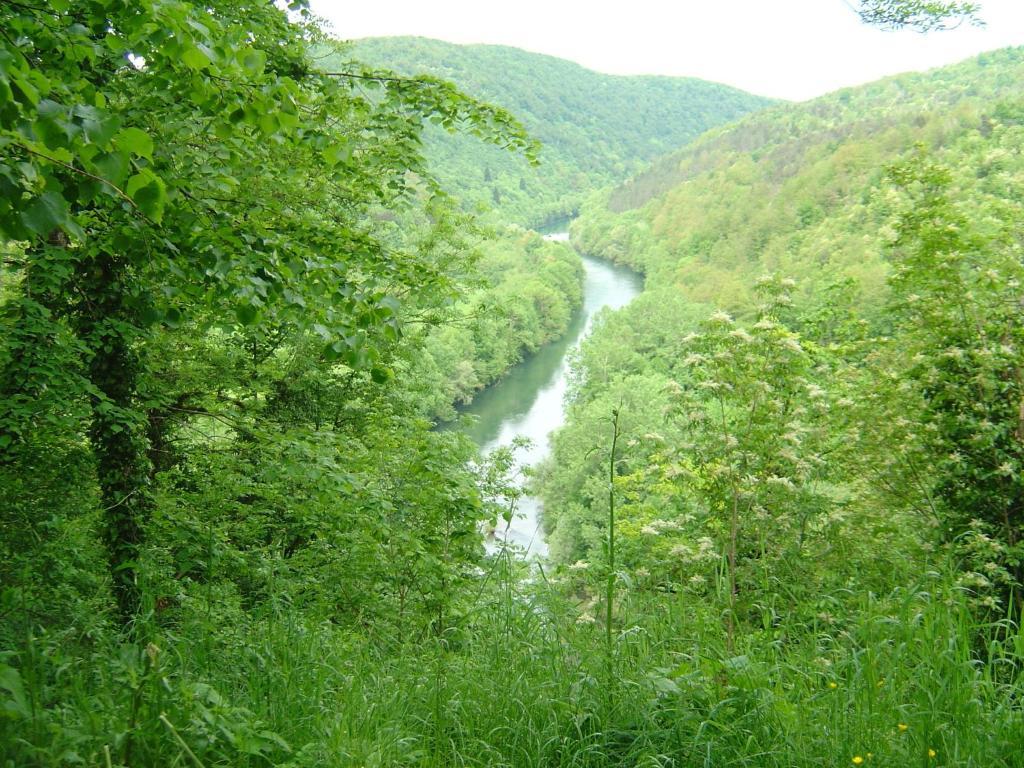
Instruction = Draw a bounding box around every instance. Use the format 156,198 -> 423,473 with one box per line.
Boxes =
1,1 -> 1022,767
332,38 -> 774,227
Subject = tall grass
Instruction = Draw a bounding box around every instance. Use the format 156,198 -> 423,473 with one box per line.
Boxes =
2,558 -> 1021,767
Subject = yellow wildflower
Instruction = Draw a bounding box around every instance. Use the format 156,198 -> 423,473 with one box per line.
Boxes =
898,723 -> 908,732
852,757 -> 864,765
928,749 -> 937,758
829,681 -> 838,689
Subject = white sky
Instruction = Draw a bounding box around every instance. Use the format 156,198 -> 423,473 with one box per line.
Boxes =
307,0 -> 1024,101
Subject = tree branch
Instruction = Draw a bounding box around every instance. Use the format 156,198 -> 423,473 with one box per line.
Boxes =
323,70 -> 424,84
17,143 -> 141,212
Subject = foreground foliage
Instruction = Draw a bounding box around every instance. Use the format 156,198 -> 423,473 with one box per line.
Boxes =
3,552 -> 1021,766
0,0 -> 537,622
533,46 -> 1024,765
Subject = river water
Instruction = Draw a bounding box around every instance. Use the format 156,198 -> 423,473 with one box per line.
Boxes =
459,233 -> 643,557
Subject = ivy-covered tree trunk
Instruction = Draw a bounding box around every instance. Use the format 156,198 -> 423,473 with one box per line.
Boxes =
77,252 -> 152,624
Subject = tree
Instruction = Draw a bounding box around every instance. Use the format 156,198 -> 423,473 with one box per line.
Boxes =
881,147 -> 1024,612
0,0 -> 534,625
665,278 -> 839,650
855,0 -> 983,31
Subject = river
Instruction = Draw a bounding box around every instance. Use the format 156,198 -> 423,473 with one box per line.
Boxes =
459,233 -> 643,557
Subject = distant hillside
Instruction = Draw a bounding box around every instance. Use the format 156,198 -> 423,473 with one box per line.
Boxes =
541,46 -> 1024,580
572,46 -> 1024,316
320,37 -> 775,227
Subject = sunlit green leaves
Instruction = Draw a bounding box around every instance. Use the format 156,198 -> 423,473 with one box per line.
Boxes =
182,45 -> 214,71
1,0 -> 545,642
114,127 -> 154,160
881,145 -> 1024,604
126,171 -> 166,222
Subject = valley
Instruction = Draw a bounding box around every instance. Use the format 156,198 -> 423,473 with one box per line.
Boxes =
2,3 -> 1023,766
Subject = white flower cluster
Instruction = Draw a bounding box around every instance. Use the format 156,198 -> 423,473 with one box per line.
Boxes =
959,571 -> 992,589
778,336 -> 803,353
661,463 -> 685,480
670,536 -> 718,565
765,474 -> 797,490
805,383 -> 827,400
640,518 -> 686,536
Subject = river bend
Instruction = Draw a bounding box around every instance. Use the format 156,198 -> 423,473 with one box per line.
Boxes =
460,233 -> 642,556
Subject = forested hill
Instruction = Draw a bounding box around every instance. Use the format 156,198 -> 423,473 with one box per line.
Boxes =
605,46 -> 1024,214
548,43 -> 1024,564
572,45 -> 1024,314
323,37 -> 775,226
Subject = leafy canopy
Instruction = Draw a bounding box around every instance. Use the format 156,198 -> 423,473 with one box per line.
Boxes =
856,0 -> 983,31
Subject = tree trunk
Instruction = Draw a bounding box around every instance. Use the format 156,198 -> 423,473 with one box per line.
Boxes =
78,251 -> 152,625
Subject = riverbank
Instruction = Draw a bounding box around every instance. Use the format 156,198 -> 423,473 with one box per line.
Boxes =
458,241 -> 643,556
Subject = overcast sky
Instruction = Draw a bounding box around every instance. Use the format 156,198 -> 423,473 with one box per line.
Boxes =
307,0 -> 1024,101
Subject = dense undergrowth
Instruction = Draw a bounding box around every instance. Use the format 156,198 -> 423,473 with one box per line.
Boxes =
3,548 -> 1022,767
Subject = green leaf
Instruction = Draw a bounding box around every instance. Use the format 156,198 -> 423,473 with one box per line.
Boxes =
324,340 -> 346,361
114,127 -> 154,160
21,191 -> 70,236
93,151 -> 130,188
242,50 -> 266,74
74,104 -> 119,146
126,171 -> 166,222
34,99 -> 74,149
258,112 -> 279,136
133,177 -> 166,222
235,303 -> 259,326
378,295 -> 401,315
140,305 -> 164,326
0,665 -> 30,719
10,72 -> 40,107
182,46 -> 211,71
324,142 -> 352,166
370,366 -> 393,384
125,171 -> 154,199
